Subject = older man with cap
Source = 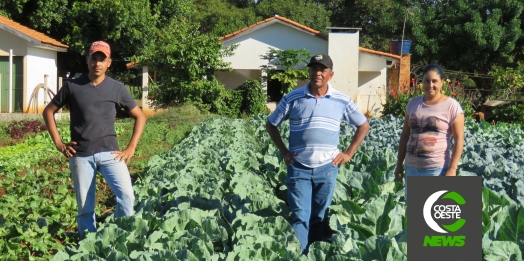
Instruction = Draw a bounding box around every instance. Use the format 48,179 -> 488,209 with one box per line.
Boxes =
43,41 -> 146,238
266,54 -> 370,254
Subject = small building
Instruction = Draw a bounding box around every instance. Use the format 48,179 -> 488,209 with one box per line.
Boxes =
0,15 -> 68,113
217,16 -> 411,116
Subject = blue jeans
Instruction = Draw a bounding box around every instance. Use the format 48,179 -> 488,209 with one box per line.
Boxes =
69,151 -> 135,237
286,161 -> 338,253
404,165 -> 448,204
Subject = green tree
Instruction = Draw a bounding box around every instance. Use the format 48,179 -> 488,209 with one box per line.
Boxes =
153,0 -> 196,28
1,0 -> 157,58
261,48 -> 311,95
0,0 -> 69,39
136,17 -> 235,108
255,0 -> 331,34
409,0 -> 523,88
193,0 -> 259,37
0,0 -> 159,78
308,0 -> 411,51
63,0 -> 156,58
226,0 -> 256,8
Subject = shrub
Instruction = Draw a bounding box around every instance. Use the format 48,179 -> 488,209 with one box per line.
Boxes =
212,79 -> 268,118
5,120 -> 47,139
237,79 -> 268,116
489,62 -> 524,99
212,89 -> 243,118
125,85 -> 142,100
381,89 -> 416,118
487,62 -> 524,124
492,103 -> 524,124
382,80 -> 476,119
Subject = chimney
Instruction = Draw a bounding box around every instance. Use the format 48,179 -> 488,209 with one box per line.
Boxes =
327,27 -> 361,99
387,54 -> 411,93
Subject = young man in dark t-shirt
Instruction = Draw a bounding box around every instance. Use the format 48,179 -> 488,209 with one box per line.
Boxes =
43,41 -> 146,238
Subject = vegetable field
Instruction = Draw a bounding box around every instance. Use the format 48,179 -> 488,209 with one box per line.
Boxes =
1,115 -> 524,260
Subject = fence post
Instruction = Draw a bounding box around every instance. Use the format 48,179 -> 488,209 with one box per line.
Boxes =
43,74 -> 49,106
57,77 -> 63,119
141,66 -> 150,116
8,49 -> 13,113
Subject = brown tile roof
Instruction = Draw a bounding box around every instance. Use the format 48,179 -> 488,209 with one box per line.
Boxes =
220,15 -> 328,41
359,47 -> 400,60
0,15 -> 68,49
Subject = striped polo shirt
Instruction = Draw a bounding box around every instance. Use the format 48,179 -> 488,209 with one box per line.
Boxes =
268,83 -> 367,168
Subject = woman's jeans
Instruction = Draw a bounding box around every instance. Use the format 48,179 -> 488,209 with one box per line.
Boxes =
286,161 -> 338,253
404,165 -> 448,204
69,151 -> 135,237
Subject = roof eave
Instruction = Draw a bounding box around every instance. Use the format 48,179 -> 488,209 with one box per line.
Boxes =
221,18 -> 327,43
0,23 -> 41,46
359,48 -> 401,60
1,24 -> 68,51
30,42 -> 68,52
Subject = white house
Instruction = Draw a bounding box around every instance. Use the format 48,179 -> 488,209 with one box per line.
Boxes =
216,15 -> 402,116
0,15 -> 68,113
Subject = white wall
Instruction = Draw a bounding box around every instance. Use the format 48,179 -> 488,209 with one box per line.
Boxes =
358,71 -> 381,93
359,52 -> 389,72
26,46 -> 57,113
215,69 -> 262,89
358,54 -> 388,91
0,29 -> 27,56
356,52 -> 390,117
357,70 -> 387,117
328,30 -> 359,100
222,22 -> 327,70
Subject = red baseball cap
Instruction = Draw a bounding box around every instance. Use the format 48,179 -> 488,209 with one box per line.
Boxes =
88,41 -> 111,57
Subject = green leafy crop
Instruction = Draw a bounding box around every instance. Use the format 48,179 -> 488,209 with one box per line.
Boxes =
1,115 -> 524,260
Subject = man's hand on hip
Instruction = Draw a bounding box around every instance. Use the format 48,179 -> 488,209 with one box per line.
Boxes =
112,146 -> 136,165
56,141 -> 77,158
333,152 -> 351,168
283,151 -> 297,166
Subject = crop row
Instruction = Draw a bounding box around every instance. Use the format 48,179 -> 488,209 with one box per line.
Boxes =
48,116 -> 524,261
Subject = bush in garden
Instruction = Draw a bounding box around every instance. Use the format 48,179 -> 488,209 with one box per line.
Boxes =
212,88 -> 243,118
237,79 -> 268,116
212,79 -> 268,118
488,62 -> 524,124
382,80 -> 477,119
440,79 -> 477,119
489,62 -> 524,98
5,120 -> 47,139
492,103 -> 524,124
381,87 -> 417,118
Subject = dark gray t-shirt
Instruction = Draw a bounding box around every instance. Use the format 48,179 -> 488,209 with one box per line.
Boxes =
52,75 -> 137,156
